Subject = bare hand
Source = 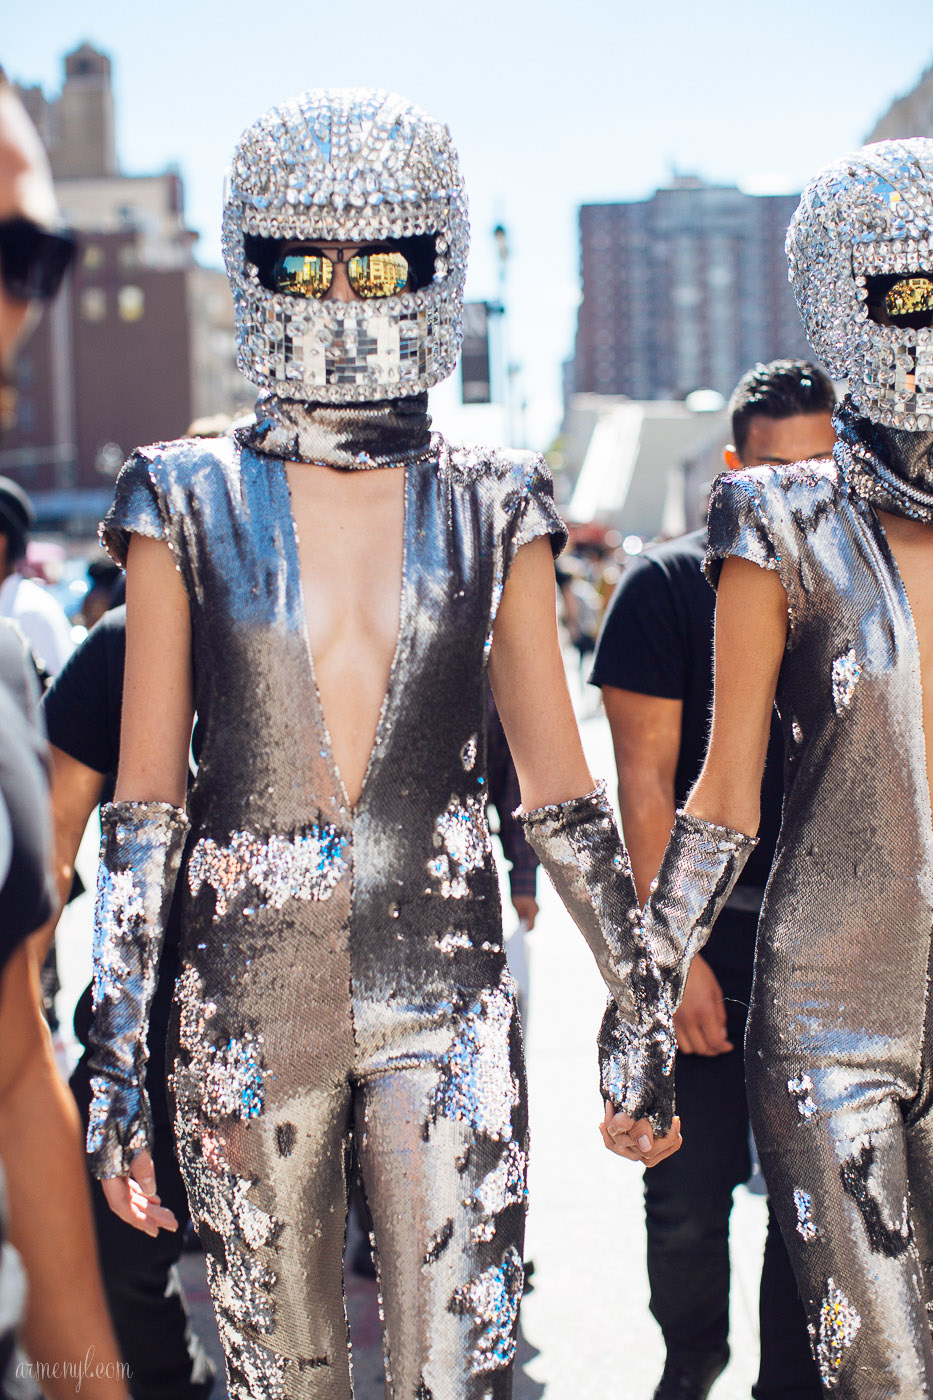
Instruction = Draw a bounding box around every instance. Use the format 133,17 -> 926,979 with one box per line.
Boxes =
673,954 -> 732,1056
101,1149 -> 179,1237
599,1100 -> 682,1167
511,894 -> 538,929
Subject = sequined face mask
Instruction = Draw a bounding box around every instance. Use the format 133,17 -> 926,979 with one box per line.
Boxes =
787,139 -> 933,431
222,88 -> 470,404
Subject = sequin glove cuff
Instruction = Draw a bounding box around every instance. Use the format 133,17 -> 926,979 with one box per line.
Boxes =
87,800 -> 189,1179
598,810 -> 757,1134
516,782 -> 642,1020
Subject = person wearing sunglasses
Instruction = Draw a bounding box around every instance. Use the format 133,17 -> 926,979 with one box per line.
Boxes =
601,139 -> 933,1393
0,71 -> 129,1399
0,82 -> 74,430
84,87 -> 678,1400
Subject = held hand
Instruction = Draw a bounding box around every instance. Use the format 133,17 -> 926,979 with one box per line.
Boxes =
511,894 -> 538,929
101,1149 -> 179,1237
673,954 -> 732,1056
599,1101 -> 682,1167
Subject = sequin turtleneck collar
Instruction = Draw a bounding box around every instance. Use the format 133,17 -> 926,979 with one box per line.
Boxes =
239,390 -> 433,470
835,395 -> 933,525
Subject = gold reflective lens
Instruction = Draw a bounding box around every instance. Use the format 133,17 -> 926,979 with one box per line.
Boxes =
274,253 -> 333,298
885,276 -> 933,318
347,251 -> 409,299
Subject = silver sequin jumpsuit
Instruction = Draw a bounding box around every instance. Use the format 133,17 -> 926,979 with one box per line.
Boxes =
101,430 -> 566,1400
708,456 -> 933,1396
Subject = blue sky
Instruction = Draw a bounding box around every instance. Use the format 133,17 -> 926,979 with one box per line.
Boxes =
6,1 -> 930,446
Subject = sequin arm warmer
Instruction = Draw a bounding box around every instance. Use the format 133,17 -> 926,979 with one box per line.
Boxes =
87,801 -> 189,1178
599,810 -> 757,1133
516,783 -> 644,1018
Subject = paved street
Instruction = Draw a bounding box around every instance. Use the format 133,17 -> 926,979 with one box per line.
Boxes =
57,696 -> 768,1400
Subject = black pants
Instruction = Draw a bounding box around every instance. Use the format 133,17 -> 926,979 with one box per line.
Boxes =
70,1010 -> 215,1400
643,960 -> 821,1399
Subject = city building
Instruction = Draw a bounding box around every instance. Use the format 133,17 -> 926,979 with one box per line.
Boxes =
573,177 -> 810,402
6,43 -> 249,527
866,61 -> 933,141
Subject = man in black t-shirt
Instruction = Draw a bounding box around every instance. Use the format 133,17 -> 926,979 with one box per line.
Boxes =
591,361 -> 836,1400
39,608 -> 216,1400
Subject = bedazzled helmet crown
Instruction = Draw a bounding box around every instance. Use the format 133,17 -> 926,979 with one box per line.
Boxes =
222,88 -> 469,402
787,139 -> 933,430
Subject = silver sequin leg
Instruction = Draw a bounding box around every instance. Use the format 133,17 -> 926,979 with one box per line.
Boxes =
749,1043 -> 933,1394
355,970 -> 527,1400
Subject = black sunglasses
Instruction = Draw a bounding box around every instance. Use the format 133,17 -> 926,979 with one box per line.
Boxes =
0,216 -> 78,302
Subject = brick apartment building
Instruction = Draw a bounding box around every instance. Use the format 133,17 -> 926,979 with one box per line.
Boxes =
573,177 -> 811,402
6,44 -> 248,526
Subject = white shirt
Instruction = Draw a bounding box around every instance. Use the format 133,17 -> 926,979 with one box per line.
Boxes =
0,573 -> 74,678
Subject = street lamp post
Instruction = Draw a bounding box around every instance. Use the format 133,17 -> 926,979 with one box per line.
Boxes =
492,223 -> 521,446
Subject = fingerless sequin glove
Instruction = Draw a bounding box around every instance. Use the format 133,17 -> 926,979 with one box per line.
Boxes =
517,783 -> 642,1022
87,800 -> 189,1178
599,810 -> 757,1133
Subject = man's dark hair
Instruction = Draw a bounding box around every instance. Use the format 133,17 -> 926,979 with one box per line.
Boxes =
729,359 -> 836,456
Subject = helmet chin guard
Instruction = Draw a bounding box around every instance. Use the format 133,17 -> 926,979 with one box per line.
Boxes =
222,88 -> 469,403
787,139 -> 933,430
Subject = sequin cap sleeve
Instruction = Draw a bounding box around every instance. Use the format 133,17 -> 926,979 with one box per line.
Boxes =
99,449 -> 167,568
704,469 -> 784,591
509,456 -> 568,565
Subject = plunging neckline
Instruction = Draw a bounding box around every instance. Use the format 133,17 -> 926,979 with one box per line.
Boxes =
281,459 -> 412,815
868,503 -> 933,850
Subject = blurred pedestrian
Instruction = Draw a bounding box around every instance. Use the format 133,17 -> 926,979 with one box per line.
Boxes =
0,475 -> 72,677
80,559 -> 124,631
0,67 -> 128,1400
592,359 -> 835,1400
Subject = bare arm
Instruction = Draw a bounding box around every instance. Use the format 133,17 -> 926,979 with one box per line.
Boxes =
28,746 -> 105,961
114,534 -> 193,806
601,687 -> 681,905
0,943 -> 128,1399
487,536 -> 593,810
602,686 -> 731,1056
490,539 -> 679,1167
686,556 -> 788,834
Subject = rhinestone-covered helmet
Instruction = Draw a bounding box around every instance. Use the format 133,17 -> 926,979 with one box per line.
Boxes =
787,139 -> 933,430
222,88 -> 469,402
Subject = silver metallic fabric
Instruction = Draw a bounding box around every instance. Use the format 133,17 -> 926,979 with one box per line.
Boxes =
597,811 -> 755,1135
99,423 -> 566,1399
516,783 -> 640,1016
835,394 -> 933,524
787,138 -> 933,431
643,810 -> 757,1005
223,89 -> 468,402
244,390 -> 433,469
87,800 -> 190,1179
705,456 -> 933,1393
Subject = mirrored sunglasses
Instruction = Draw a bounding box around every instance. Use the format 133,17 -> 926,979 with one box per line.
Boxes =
272,246 -> 410,300
885,276 -> 933,319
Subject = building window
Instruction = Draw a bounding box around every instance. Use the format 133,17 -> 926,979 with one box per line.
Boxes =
81,287 -> 106,321
83,244 -> 104,271
118,244 -> 138,270
118,286 -> 145,322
